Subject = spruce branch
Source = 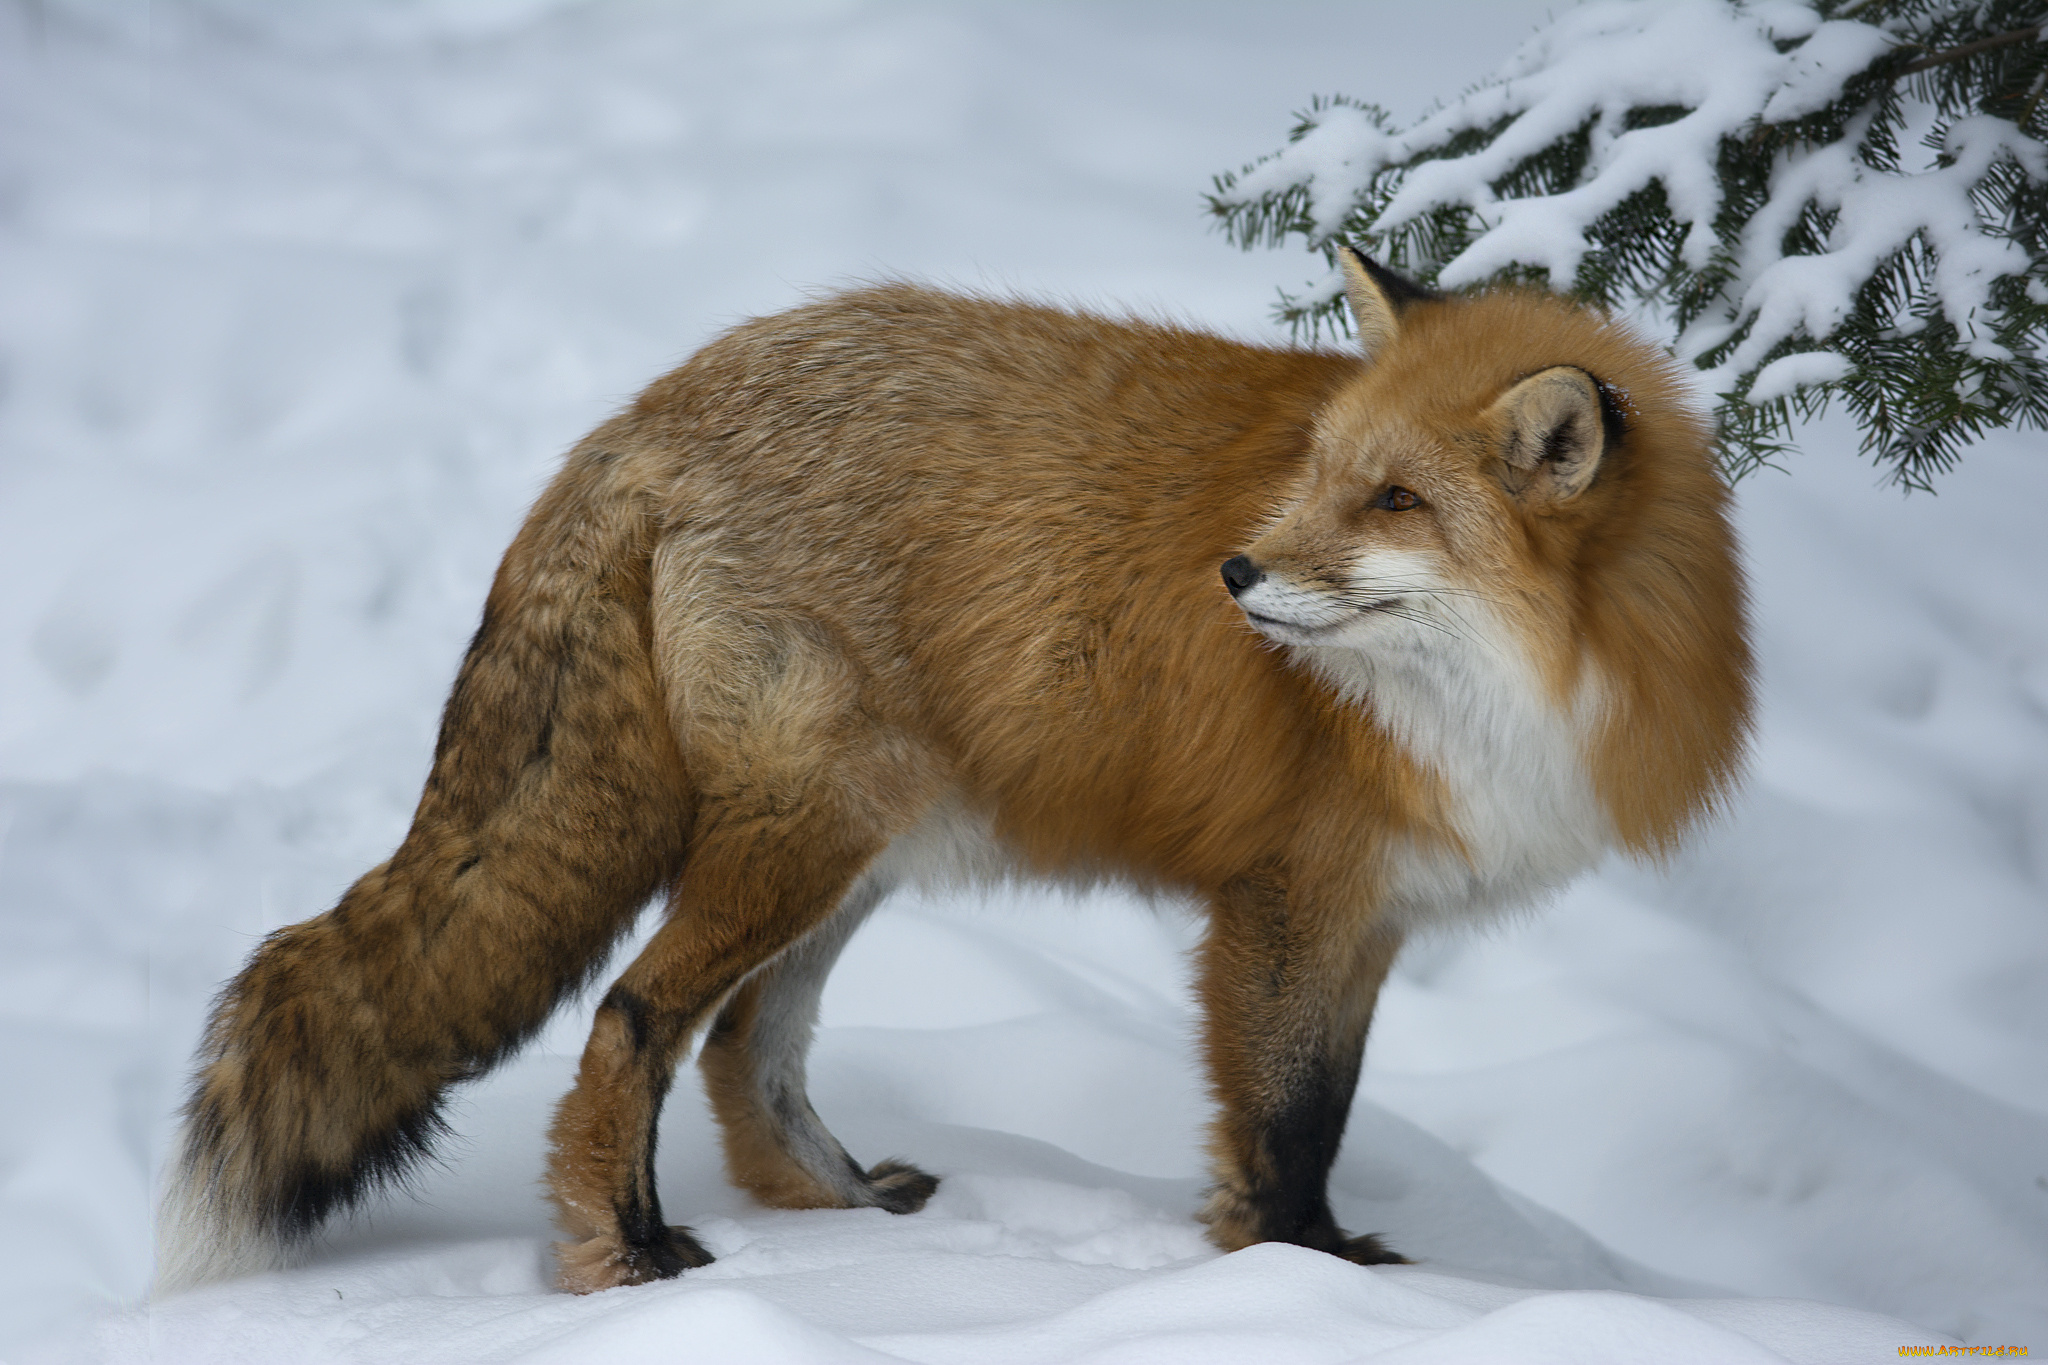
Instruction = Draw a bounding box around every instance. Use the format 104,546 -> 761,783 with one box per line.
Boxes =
1209,0 -> 2048,488
1899,23 -> 2042,73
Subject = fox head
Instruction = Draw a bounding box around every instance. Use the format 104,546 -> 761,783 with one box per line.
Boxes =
1223,248 -> 1633,667
1222,247 -> 1748,855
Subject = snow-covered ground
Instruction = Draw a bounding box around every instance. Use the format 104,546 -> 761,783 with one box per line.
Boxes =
3,2 -> 2043,1360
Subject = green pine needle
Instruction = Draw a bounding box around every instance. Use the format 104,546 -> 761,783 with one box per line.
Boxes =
1209,0 -> 2048,488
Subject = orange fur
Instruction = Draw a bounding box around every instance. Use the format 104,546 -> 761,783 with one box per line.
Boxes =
158,258 -> 1750,1297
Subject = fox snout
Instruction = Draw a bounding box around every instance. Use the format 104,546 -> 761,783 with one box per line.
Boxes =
1220,555 -> 1263,597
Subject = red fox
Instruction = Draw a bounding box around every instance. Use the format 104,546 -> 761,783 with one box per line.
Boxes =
157,250 -> 1751,1295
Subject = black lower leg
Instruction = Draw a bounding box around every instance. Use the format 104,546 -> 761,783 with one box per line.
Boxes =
606,986 -> 713,1277
1248,1038 -> 1361,1245
1245,1035 -> 1405,1265
612,1158 -> 711,1276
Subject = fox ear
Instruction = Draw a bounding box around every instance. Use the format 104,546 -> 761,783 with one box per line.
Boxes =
1488,366 -> 1611,504
1338,246 -> 1400,360
1337,246 -> 1432,362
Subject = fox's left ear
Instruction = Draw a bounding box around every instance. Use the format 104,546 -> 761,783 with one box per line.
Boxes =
1487,366 -> 1613,504
1337,246 -> 1434,363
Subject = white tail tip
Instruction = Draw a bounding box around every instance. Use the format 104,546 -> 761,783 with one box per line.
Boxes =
152,1141 -> 296,1298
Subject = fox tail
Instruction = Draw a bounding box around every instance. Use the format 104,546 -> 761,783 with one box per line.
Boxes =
154,445 -> 693,1294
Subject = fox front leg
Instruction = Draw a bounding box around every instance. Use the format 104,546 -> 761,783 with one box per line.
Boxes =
1195,870 -> 1406,1264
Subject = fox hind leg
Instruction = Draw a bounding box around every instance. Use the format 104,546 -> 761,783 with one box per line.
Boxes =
542,590 -> 942,1291
544,806 -> 890,1291
698,872 -> 939,1215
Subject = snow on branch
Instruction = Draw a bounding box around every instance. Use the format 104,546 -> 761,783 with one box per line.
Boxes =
1210,0 -> 2048,487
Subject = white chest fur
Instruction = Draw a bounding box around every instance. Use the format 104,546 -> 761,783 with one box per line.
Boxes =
1300,618 -> 1613,931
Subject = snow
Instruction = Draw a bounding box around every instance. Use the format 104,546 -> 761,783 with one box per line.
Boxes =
1706,111 -> 2042,390
1211,0 -> 2047,395
3,1 -> 2044,1361
1745,350 -> 1851,403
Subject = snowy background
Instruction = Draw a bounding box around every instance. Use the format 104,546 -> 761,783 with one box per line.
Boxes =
3,1 -> 2045,1360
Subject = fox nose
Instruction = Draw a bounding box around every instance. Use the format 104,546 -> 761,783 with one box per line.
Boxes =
1220,555 -> 1264,596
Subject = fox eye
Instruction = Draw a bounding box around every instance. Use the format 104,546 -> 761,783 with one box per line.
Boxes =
1375,485 -> 1420,511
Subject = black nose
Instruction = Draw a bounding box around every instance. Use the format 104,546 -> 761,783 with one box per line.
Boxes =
1220,555 -> 1263,596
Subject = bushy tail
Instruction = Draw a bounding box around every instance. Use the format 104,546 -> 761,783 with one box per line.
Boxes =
155,445 -> 693,1295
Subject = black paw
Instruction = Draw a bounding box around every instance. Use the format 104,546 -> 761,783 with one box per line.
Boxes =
864,1158 -> 940,1214
626,1223 -> 716,1281
1335,1231 -> 1409,1266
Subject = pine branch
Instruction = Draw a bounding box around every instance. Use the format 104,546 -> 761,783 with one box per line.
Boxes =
1899,24 -> 2042,74
1209,0 -> 2048,487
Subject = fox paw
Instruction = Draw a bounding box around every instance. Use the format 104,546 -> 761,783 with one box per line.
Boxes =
1335,1231 -> 1410,1266
864,1158 -> 939,1214
553,1223 -> 714,1293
